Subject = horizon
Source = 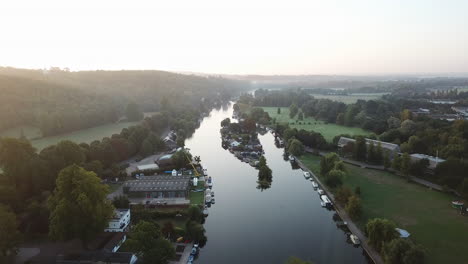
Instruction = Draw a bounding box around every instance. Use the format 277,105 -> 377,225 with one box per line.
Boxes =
1,0 -> 467,75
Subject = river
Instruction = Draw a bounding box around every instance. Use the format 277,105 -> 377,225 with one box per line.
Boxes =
184,103 -> 369,264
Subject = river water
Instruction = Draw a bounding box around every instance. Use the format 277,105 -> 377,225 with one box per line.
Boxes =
185,103 -> 369,264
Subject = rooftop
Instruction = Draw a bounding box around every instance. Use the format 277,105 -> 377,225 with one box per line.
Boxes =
337,137 -> 400,151
124,175 -> 191,192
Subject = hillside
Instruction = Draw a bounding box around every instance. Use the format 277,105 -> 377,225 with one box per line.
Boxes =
0,67 -> 250,137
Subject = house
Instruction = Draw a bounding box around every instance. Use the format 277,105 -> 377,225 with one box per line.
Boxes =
123,175 -> 191,200
337,137 -> 401,158
410,153 -> 445,170
230,141 -> 241,148
105,209 -> 130,232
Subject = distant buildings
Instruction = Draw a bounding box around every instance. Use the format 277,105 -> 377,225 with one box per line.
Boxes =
409,108 -> 430,116
105,209 -> 131,233
452,106 -> 468,119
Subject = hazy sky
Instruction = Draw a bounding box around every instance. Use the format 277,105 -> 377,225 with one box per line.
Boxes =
1,0 -> 467,75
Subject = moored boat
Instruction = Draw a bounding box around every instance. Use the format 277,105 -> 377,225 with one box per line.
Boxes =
350,234 -> 360,245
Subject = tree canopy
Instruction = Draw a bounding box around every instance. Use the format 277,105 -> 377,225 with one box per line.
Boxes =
48,165 -> 114,244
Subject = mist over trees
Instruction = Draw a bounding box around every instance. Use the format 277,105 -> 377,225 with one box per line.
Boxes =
0,67 -> 250,137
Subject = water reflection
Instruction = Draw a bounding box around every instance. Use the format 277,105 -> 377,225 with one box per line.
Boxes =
184,102 -> 370,264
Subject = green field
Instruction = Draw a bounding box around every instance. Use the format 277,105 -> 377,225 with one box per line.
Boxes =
263,107 -> 370,142
29,121 -> 140,151
300,153 -> 468,264
309,93 -> 389,104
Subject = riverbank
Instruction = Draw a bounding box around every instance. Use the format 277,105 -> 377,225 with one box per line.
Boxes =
299,153 -> 468,264
294,156 -> 383,264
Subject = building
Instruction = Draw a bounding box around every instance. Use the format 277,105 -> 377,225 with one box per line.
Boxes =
136,163 -> 159,171
105,209 -> 130,232
410,153 -> 445,170
157,154 -> 174,167
409,108 -> 430,116
123,175 -> 191,200
452,106 -> 468,119
337,137 -> 401,158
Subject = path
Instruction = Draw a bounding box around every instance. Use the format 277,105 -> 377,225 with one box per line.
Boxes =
295,158 -> 384,264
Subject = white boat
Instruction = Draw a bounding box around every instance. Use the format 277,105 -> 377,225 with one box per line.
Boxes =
303,171 -> 311,179
350,234 -> 361,245
320,195 -> 333,207
320,201 -> 326,207
317,189 -> 324,195
312,181 -> 318,188
211,191 -> 215,197
289,155 -> 295,161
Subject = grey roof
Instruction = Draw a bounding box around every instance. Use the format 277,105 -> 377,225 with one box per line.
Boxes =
124,175 -> 190,192
337,137 -> 400,152
410,153 -> 445,169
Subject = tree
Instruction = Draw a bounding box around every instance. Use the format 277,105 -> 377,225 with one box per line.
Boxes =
0,205 -> 21,256
365,218 -> 398,253
288,138 -> 304,156
277,107 -> 281,114
285,256 -> 314,264
112,195 -> 130,209
171,150 -> 192,169
383,239 -> 425,264
401,109 -> 413,121
387,117 -> 401,129
346,195 -> 362,220
298,112 -> 304,121
354,136 -> 367,161
367,142 -> 376,163
185,220 -> 207,243
320,152 -> 340,176
383,152 -> 391,169
460,178 -> 468,201
257,156 -> 273,190
48,165 -> 114,245
124,221 -> 175,264
289,103 -> 299,118
392,155 -> 402,171
126,102 -> 144,121
375,143 -> 383,164
400,152 -> 411,180
325,169 -> 344,188
221,118 -> 231,127
335,186 -> 353,205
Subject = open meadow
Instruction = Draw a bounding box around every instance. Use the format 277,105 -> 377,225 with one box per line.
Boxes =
309,93 -> 389,104
29,121 -> 140,150
262,107 -> 370,142
300,153 -> 468,264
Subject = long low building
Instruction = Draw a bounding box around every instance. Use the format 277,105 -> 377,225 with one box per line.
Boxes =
337,136 -> 401,158
410,153 -> 445,170
123,175 -> 191,199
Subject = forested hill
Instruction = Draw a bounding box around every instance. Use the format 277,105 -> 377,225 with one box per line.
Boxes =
0,74 -> 119,136
0,67 -> 250,136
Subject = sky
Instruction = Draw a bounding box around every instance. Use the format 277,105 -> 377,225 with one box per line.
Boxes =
0,0 -> 467,75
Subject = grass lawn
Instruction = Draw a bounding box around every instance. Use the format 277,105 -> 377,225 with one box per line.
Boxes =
309,93 -> 389,104
262,107 -> 370,142
300,153 -> 468,264
189,180 -> 206,205
30,121 -> 140,150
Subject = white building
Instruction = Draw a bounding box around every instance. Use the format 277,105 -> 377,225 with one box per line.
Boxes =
105,209 -> 131,232
137,164 -> 159,171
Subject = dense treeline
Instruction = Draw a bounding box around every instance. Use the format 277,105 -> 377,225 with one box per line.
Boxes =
0,67 -> 249,137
